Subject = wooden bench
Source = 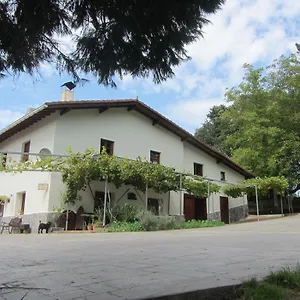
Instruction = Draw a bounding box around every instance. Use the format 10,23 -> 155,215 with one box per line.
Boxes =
0,217 -> 27,234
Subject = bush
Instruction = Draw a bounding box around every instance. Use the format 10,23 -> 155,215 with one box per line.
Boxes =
110,203 -> 142,223
105,221 -> 143,232
183,219 -> 224,229
265,266 -> 300,289
137,211 -> 184,231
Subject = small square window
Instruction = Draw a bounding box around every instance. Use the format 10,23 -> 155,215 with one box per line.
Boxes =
21,141 -> 30,162
150,150 -> 160,164
100,139 -> 114,155
221,171 -> 226,181
194,163 -> 203,176
1,153 -> 7,168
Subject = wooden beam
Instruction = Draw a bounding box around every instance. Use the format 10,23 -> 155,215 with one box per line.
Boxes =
60,108 -> 71,116
127,105 -> 136,111
216,158 -> 223,164
181,136 -> 189,142
98,107 -> 109,114
152,119 -> 161,126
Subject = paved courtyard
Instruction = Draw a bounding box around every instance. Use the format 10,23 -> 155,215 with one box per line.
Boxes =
1,215 -> 300,300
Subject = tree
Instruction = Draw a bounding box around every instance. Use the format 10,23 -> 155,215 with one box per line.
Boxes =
0,0 -> 224,86
222,54 -> 300,192
194,105 -> 231,155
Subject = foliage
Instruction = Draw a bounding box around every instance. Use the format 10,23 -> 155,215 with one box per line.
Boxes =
222,184 -> 245,198
183,176 -> 220,198
183,219 -> 224,229
245,176 -> 289,196
265,266 -> 300,290
222,54 -> 300,192
194,105 -> 231,155
105,221 -> 143,232
0,1 -> 224,85
0,195 -> 9,204
111,203 -> 141,223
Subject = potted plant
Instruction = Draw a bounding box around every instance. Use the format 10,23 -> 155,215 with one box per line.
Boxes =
87,214 -> 95,231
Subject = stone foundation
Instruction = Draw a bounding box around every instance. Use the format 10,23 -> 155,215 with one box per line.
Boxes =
0,212 -> 62,233
207,211 -> 221,222
229,205 -> 248,223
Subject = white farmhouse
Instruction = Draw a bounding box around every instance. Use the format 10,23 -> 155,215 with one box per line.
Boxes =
0,91 -> 253,231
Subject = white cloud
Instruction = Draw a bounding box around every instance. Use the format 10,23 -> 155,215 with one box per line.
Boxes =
160,0 -> 300,132
0,109 -> 23,129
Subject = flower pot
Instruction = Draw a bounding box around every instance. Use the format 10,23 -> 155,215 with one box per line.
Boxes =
87,224 -> 94,231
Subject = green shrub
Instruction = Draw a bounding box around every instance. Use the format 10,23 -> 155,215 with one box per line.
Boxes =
265,266 -> 300,289
183,219 -> 224,229
105,221 -> 143,232
241,282 -> 290,300
111,203 -> 142,223
138,211 -> 159,231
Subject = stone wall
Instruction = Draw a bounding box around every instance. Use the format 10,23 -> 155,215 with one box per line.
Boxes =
0,212 -> 62,233
207,211 -> 221,222
229,205 -> 248,223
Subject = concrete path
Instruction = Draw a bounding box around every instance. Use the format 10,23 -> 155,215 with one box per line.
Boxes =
1,216 -> 300,300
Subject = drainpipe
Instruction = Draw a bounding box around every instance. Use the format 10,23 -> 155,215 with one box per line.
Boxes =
255,184 -> 259,221
179,174 -> 183,216
102,178 -> 108,227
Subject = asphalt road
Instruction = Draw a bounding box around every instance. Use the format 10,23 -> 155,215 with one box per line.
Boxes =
1,215 -> 300,300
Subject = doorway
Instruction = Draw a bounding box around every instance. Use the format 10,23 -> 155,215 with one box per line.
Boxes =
220,196 -> 229,224
184,194 -> 207,221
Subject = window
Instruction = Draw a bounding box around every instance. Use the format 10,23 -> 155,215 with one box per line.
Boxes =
127,192 -> 137,200
1,153 -> 7,168
0,204 -> 3,217
100,139 -> 114,155
150,150 -> 160,164
194,163 -> 203,176
221,171 -> 226,181
21,141 -> 31,162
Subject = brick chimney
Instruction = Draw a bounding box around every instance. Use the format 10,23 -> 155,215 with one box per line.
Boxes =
61,89 -> 74,102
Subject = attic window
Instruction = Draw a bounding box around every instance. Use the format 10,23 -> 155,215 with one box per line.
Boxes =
100,139 -> 114,155
127,192 -> 137,200
221,171 -> 226,181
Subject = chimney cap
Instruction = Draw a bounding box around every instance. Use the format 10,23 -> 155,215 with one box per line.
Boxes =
61,81 -> 76,90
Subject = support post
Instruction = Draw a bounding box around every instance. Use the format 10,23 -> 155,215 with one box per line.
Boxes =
102,179 -> 108,227
179,174 -> 183,216
280,195 -> 284,217
207,181 -> 210,216
65,206 -> 69,231
255,184 -> 259,221
145,182 -> 148,210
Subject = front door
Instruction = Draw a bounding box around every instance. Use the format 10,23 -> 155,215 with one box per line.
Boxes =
21,193 -> 26,214
148,198 -> 159,215
195,197 -> 207,220
184,194 -> 195,221
220,196 -> 229,224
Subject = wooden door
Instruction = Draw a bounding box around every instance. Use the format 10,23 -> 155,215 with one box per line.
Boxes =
21,193 -> 26,213
184,194 -> 195,221
0,204 -> 4,217
195,197 -> 207,220
148,198 -> 159,215
220,196 -> 229,224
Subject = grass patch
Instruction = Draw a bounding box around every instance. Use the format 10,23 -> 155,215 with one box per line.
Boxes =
104,218 -> 224,232
105,221 -> 142,232
235,267 -> 300,300
183,219 -> 224,229
265,266 -> 300,289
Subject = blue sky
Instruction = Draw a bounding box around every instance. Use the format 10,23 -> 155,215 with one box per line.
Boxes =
0,0 -> 299,133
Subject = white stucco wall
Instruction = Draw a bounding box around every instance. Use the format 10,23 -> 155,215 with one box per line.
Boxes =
0,115 -> 57,216
53,108 -> 183,170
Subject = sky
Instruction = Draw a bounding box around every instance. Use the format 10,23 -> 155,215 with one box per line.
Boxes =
0,0 -> 299,134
